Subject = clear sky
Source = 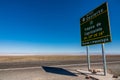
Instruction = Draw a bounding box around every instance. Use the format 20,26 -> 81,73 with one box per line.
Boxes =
0,0 -> 119,55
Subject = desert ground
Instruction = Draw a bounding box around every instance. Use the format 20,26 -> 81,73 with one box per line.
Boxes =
0,55 -> 120,75
0,55 -> 120,80
0,55 -> 120,62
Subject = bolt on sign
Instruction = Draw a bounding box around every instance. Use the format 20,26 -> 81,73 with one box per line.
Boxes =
80,2 -> 112,46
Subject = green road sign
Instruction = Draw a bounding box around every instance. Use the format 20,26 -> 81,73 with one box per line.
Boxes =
80,2 -> 112,46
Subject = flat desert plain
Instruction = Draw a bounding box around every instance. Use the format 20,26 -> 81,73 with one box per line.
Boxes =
0,55 -> 120,76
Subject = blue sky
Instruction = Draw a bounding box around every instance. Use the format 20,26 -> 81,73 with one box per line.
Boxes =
0,0 -> 119,55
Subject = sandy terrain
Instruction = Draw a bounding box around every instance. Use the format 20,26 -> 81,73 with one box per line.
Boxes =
0,66 -> 94,80
0,55 -> 120,62
0,54 -> 120,78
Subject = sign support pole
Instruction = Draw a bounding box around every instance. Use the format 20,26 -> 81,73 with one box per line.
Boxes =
86,46 -> 90,71
101,43 -> 107,76
80,2 -> 111,76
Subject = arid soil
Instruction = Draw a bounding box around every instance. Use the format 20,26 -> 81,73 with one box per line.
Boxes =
0,55 -> 120,76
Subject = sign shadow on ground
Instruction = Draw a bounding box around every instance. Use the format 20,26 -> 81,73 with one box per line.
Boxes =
42,66 -> 77,76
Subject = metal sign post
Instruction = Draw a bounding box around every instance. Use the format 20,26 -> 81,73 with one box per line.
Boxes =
80,2 -> 111,76
101,43 -> 107,76
86,46 -> 90,71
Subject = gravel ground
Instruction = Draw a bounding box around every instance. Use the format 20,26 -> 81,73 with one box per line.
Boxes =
0,67 -> 93,80
0,63 -> 120,80
0,55 -> 120,80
